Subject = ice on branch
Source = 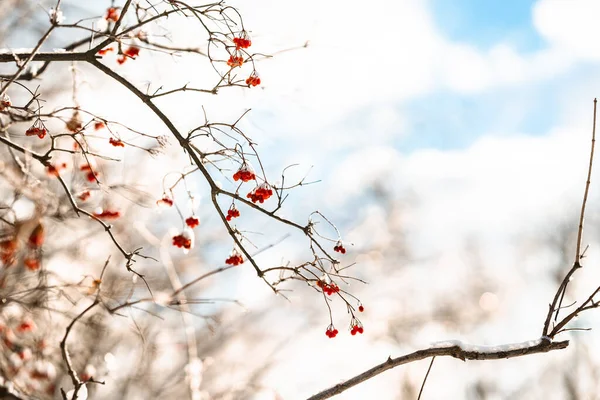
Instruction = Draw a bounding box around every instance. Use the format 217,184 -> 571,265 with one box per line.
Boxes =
49,8 -> 64,24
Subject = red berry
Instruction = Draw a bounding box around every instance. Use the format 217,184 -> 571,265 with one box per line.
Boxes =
227,55 -> 244,67
185,217 -> 200,228
226,206 -> 240,221
78,191 -> 91,201
17,320 -> 35,333
97,47 -> 114,56
157,196 -> 173,207
334,241 -> 346,254
24,258 -> 40,271
109,137 -> 125,147
25,126 -> 47,139
358,305 -> 364,312
325,326 -> 338,338
172,234 -> 192,249
94,210 -> 121,220
28,224 -> 44,248
233,164 -> 256,182
105,7 -> 119,22
246,72 -> 261,87
247,182 -> 273,204
225,250 -> 244,266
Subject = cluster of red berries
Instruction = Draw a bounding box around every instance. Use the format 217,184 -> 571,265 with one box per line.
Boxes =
17,320 -> 35,333
233,164 -> 256,182
350,321 -> 364,336
94,210 -> 121,220
105,7 -> 119,22
246,72 -> 261,87
28,224 -> 44,248
109,137 -> 125,147
227,55 -> 244,68
172,234 -> 192,249
78,191 -> 91,201
225,250 -> 244,265
333,241 -> 346,254
316,280 -> 340,296
117,46 -> 140,65
157,196 -> 174,207
185,217 -> 199,228
0,95 -> 11,111
226,205 -> 240,221
233,35 -> 252,49
25,126 -> 47,139
94,121 -> 106,130
325,326 -> 339,338
1,224 -> 44,268
80,164 -> 99,182
24,258 -> 40,271
97,47 -> 114,56
1,239 -> 17,265
46,162 -> 68,177
247,183 -> 273,203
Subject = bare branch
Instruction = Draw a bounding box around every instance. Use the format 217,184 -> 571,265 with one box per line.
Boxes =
308,339 -> 569,400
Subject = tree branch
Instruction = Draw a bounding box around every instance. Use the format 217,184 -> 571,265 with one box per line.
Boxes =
307,338 -> 569,400
0,51 -> 90,63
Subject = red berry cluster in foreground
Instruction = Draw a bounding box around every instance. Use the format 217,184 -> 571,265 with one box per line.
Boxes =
333,241 -> 346,254
233,36 -> 252,49
226,205 -> 240,221
117,46 -> 140,65
247,183 -> 273,203
350,320 -> 364,336
109,137 -> 125,147
157,196 -> 174,207
227,55 -> 244,68
316,280 -> 340,296
325,326 -> 339,338
246,72 -> 261,87
105,7 -> 119,22
172,234 -> 192,250
233,164 -> 256,182
25,126 -> 47,139
185,217 -> 199,228
225,250 -> 244,266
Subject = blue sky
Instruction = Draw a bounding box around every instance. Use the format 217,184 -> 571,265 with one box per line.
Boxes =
433,0 -> 543,52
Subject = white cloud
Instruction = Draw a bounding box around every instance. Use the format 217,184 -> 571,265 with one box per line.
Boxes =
533,0 -> 600,60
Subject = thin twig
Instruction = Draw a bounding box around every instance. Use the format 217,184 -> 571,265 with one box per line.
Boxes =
542,98 -> 597,337
417,356 -> 435,400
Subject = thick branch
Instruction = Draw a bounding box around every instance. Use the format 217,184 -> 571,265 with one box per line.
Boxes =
0,51 -> 90,63
307,338 -> 569,400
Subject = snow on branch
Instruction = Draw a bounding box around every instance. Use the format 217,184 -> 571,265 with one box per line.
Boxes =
308,338 -> 569,400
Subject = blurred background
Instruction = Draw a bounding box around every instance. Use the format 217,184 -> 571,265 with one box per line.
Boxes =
1,0 -> 600,399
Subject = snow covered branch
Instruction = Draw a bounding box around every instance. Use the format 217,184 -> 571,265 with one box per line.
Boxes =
308,338 -> 569,400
